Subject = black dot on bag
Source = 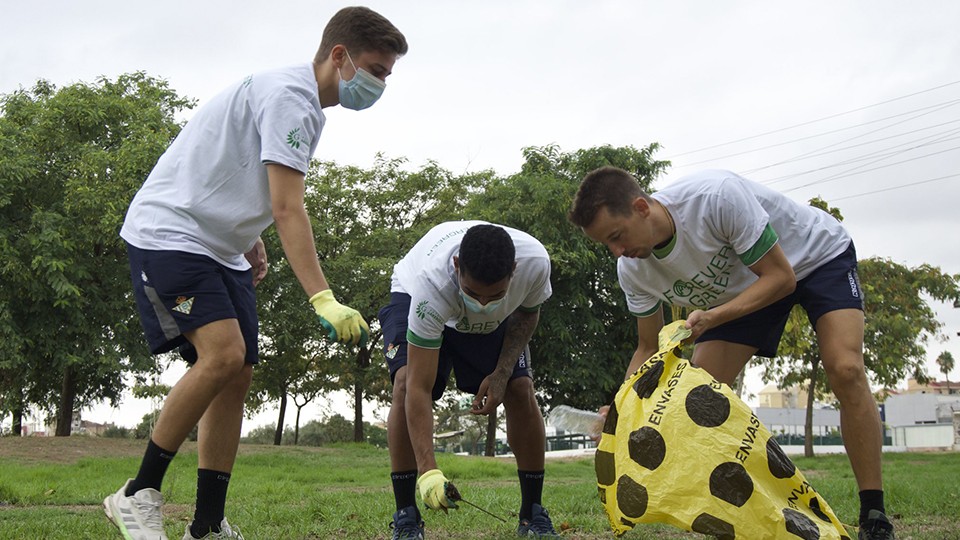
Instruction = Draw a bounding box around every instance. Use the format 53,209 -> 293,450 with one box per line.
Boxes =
602,401 -> 619,435
766,437 -> 797,479
685,384 -> 731,427
628,426 -> 666,471
709,462 -> 754,507
595,450 -> 616,486
616,474 -> 648,519
691,513 -> 736,540
782,507 -> 821,540
808,497 -> 831,523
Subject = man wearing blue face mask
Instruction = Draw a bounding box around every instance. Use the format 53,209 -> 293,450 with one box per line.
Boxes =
104,7 -> 406,540
378,222 -> 560,539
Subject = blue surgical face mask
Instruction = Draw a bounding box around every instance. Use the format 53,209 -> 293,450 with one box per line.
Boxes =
460,290 -> 505,315
338,51 -> 385,111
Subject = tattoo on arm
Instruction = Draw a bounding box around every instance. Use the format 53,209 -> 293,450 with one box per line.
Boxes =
497,310 -> 539,374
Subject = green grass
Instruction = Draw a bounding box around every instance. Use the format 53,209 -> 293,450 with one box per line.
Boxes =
0,438 -> 958,539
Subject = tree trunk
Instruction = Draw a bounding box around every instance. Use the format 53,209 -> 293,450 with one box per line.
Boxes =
274,392 -> 287,446
484,407 -> 497,457
295,405 -> 302,445
56,364 -> 77,436
804,356 -> 821,458
354,346 -> 371,443
354,378 -> 364,443
12,390 -> 23,436
733,368 -> 747,398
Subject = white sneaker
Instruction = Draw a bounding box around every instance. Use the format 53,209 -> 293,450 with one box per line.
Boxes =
182,519 -> 244,539
103,479 -> 168,540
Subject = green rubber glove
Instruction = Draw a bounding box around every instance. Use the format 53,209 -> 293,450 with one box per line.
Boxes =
417,469 -> 458,511
309,290 -> 369,346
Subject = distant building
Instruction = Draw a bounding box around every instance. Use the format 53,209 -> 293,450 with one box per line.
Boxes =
757,383 -> 836,409
39,412 -> 114,436
754,384 -> 843,448
882,378 -> 960,450
901,377 -> 958,396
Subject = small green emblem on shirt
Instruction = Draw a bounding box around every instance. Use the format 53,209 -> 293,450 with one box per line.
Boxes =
415,300 -> 429,320
286,127 -> 304,149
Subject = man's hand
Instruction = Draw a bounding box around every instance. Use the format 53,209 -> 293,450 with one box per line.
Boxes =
417,469 -> 458,510
684,309 -> 715,341
309,290 -> 370,346
244,238 -> 268,286
470,372 -> 508,415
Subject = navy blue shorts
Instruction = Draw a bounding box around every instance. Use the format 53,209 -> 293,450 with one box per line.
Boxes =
126,243 -> 259,364
696,241 -> 863,358
378,293 -> 532,401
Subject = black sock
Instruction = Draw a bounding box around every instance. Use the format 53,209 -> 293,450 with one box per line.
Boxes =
859,489 -> 886,524
190,469 -> 230,538
518,470 -> 545,520
391,470 -> 419,516
126,439 -> 177,496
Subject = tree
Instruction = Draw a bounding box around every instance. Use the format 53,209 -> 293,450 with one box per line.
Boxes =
859,259 -> 960,388
936,351 -> 955,392
462,144 -> 671,409
0,74 -> 194,435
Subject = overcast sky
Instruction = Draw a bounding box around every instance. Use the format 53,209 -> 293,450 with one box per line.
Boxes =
4,1 -> 959,431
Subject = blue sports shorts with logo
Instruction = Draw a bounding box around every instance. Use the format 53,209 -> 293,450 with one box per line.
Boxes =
696,240 -> 863,358
378,292 -> 532,401
126,243 -> 259,365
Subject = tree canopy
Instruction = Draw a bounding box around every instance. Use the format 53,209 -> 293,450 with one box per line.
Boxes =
0,73 -> 193,434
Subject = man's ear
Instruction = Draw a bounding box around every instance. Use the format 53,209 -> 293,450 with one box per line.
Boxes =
632,196 -> 651,216
453,255 -> 460,273
329,44 -> 348,69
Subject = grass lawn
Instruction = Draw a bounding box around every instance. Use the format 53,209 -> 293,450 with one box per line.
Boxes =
0,437 -> 958,539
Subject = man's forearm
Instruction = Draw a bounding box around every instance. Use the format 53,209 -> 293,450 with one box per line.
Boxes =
495,310 -> 539,374
625,346 -> 656,381
273,208 -> 329,297
405,384 -> 438,474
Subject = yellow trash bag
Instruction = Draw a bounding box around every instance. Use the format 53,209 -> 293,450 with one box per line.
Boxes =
595,320 -> 851,539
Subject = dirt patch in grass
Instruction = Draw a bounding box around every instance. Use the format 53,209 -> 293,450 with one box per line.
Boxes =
0,437 -> 361,466
0,436 -> 156,464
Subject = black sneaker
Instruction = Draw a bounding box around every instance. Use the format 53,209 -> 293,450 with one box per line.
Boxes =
858,509 -> 895,540
517,504 -> 560,538
389,506 -> 424,540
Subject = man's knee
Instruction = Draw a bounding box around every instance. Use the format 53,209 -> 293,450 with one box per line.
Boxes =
824,358 -> 871,399
391,367 -> 408,402
504,376 -> 536,406
195,342 -> 247,382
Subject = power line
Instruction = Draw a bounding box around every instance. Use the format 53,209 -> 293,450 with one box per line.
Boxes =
759,128 -> 960,186
666,79 -> 960,159
781,145 -> 960,193
742,118 -> 960,175
830,174 -> 960,202
675,98 -> 960,169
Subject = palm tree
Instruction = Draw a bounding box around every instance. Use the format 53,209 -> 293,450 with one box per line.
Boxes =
936,351 -> 955,393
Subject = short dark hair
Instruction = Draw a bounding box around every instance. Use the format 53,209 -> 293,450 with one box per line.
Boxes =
314,6 -> 408,63
458,225 -> 515,284
568,166 -> 650,228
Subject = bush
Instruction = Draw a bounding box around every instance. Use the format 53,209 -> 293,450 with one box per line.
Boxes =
102,425 -> 132,438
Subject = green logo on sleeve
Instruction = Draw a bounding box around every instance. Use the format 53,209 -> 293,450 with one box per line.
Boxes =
286,127 -> 304,149
415,300 -> 443,324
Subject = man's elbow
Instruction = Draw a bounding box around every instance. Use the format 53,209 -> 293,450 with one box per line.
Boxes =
271,204 -> 303,225
779,272 -> 797,297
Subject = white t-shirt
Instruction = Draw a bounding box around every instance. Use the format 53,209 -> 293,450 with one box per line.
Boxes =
619,170 -> 851,316
121,64 -> 324,269
390,221 -> 553,349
